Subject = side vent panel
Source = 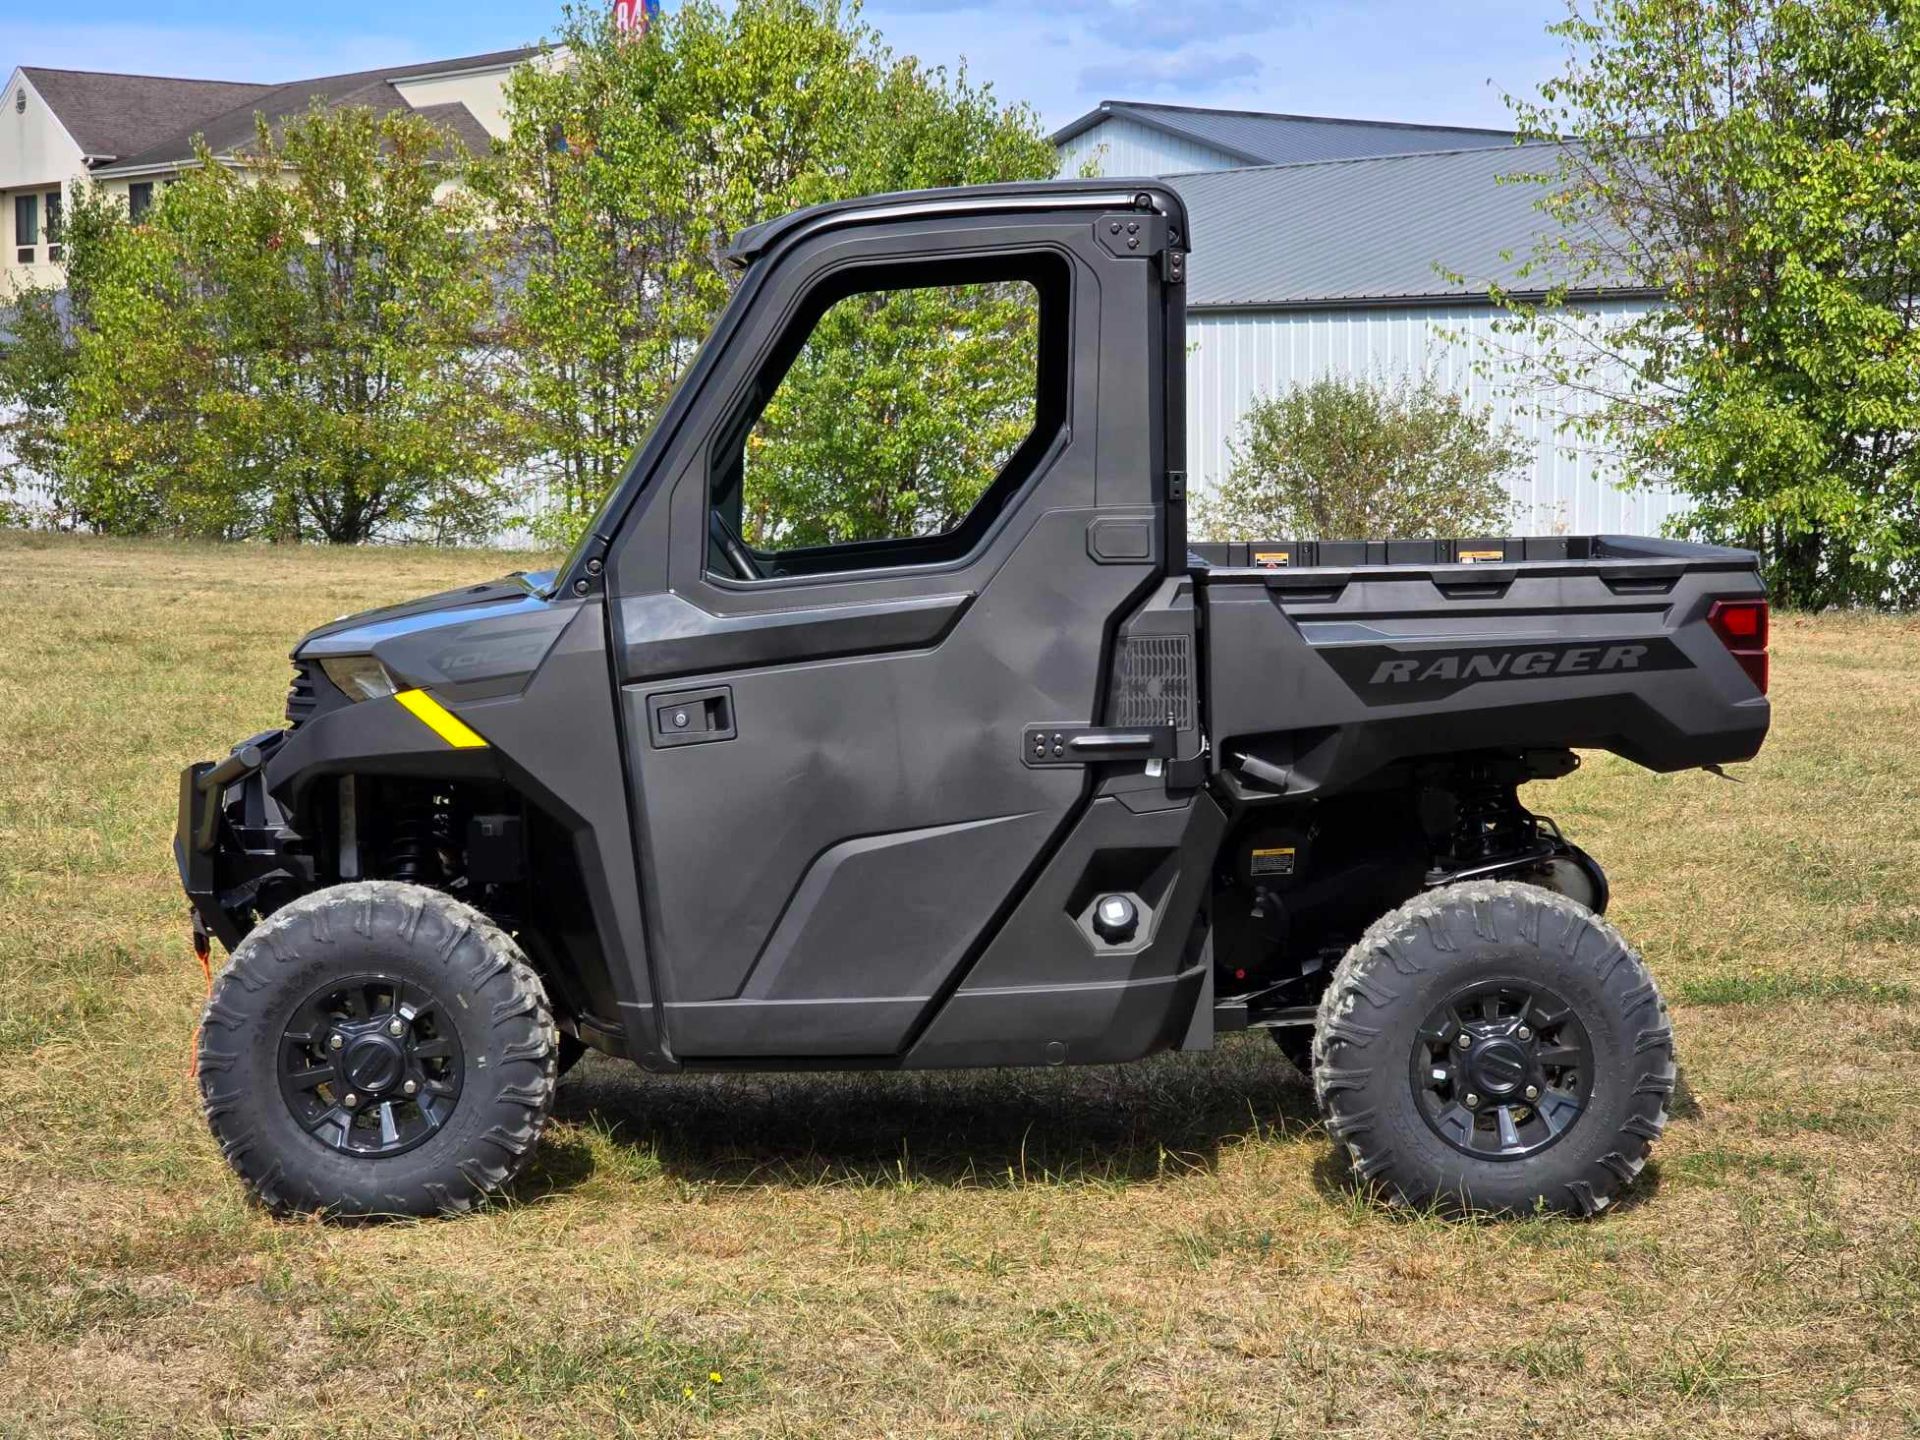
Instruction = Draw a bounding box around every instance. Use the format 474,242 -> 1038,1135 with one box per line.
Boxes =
1113,634 -> 1194,731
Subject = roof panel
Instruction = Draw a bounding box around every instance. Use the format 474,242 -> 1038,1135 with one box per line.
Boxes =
1169,144 -> 1639,307
21,69 -> 272,161
1052,100 -> 1515,167
89,47 -> 537,175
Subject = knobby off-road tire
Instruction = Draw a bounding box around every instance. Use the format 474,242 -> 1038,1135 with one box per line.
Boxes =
198,881 -> 559,1218
1311,880 -> 1675,1216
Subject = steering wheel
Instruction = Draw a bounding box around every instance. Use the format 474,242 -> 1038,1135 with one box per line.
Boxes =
708,509 -> 763,581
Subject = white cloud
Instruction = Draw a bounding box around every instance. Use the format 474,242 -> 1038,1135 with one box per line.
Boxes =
1078,48 -> 1264,97
867,0 -> 1563,131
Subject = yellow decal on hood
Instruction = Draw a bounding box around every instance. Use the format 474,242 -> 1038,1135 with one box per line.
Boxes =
395,689 -> 489,749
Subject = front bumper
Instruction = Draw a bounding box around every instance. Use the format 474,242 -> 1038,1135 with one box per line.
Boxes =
174,731 -> 307,953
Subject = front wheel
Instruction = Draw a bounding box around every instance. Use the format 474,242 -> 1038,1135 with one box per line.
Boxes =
1312,880 -> 1673,1216
197,882 -> 559,1218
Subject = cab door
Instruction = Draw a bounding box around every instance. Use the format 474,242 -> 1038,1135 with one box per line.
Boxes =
603,194 -> 1182,1058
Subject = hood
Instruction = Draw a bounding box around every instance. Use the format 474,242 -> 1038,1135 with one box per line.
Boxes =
297,571 -> 554,650
294,571 -> 576,696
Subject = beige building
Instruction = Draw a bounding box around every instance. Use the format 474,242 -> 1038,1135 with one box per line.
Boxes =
0,47 -> 535,294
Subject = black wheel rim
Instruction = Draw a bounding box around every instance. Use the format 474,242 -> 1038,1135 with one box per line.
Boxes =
1410,978 -> 1593,1161
278,974 -> 464,1157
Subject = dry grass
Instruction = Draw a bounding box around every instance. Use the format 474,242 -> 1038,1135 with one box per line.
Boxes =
1,531 -> 1916,1438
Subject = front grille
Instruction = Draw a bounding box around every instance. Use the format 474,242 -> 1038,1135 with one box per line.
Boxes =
286,659 -> 320,726
1113,634 -> 1194,730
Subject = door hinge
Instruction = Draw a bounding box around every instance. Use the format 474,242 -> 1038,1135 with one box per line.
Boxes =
1166,470 -> 1187,502
1097,213 -> 1166,260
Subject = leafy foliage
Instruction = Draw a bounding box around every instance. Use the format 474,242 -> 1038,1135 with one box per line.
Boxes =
1196,375 -> 1522,541
741,281 -> 1039,550
0,187 -> 123,527
8,106 -> 519,542
480,0 -> 1059,547
1502,0 -> 1920,607
0,288 -> 76,528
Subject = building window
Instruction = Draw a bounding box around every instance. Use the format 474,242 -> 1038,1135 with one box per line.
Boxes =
45,189 -> 62,263
13,89 -> 23,115
15,192 -> 38,264
128,181 -> 154,223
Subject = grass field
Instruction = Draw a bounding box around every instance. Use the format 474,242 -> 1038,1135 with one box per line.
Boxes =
1,531 -> 1917,1438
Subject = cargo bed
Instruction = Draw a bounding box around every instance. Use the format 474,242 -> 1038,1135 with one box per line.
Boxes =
1190,533 -> 1771,792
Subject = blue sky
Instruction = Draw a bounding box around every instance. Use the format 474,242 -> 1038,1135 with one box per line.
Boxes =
0,0 -> 1571,132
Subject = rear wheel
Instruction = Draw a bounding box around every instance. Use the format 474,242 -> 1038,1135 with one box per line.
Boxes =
198,882 -> 559,1218
1312,880 -> 1673,1216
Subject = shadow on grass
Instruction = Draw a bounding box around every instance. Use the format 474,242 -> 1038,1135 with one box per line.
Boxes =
515,1034 -> 1321,1197
511,1038 -> 1682,1218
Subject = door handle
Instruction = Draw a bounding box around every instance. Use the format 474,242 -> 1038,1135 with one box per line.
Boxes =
648,686 -> 736,747
1023,724 -> 1174,766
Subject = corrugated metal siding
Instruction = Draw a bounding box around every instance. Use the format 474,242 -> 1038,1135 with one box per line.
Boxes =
1186,300 -> 1690,536
1056,118 -> 1239,179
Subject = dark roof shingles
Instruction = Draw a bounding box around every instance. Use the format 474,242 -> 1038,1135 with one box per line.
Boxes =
21,69 -> 271,161
81,47 -> 535,174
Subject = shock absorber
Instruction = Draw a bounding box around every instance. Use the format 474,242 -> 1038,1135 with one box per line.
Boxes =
1453,776 -> 1523,865
383,785 -> 440,882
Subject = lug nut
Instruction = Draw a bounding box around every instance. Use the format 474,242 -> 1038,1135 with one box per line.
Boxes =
329,1034 -> 344,1051
1525,1084 -> 1540,1101
1517,1025 -> 1533,1041
1463,1092 -> 1480,1109
403,1080 -> 418,1096
343,1092 -> 359,1108
1457,1033 -> 1473,1049
388,1018 -> 405,1037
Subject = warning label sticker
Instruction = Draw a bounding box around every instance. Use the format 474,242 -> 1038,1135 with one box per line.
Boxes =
1250,846 -> 1297,876
1251,550 -> 1291,568
1458,549 -> 1505,564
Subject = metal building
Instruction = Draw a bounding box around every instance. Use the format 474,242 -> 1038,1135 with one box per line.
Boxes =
1053,102 -> 1686,535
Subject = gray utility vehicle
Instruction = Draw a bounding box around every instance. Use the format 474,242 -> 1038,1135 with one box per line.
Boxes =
179,180 -> 1771,1219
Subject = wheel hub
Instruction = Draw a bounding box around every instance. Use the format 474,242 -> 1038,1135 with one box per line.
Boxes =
1409,979 -> 1593,1161
1467,1038 -> 1529,1096
341,1033 -> 406,1094
278,974 -> 465,1157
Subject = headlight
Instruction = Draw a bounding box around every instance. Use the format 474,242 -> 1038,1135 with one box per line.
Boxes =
319,655 -> 398,702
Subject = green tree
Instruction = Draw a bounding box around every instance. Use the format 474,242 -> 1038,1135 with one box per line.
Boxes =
0,289 -> 76,528
742,281 -> 1040,549
55,104 -> 519,541
1197,375 -> 1522,541
0,185 -> 124,527
1502,0 -> 1920,607
480,0 -> 1058,547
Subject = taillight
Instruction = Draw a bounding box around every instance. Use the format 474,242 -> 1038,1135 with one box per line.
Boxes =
1707,599 -> 1769,694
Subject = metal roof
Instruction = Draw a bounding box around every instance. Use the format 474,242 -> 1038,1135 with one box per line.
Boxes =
1169,143 -> 1646,308
1051,100 -> 1514,167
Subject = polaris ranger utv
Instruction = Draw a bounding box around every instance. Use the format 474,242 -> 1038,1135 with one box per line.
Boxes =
180,179 -> 1771,1219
